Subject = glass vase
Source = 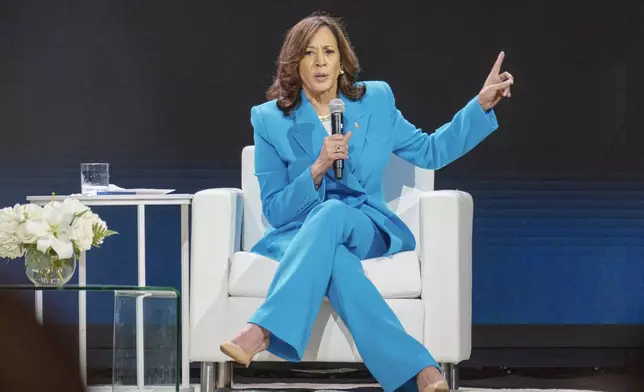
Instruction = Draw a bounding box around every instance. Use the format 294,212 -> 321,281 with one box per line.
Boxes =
24,248 -> 77,286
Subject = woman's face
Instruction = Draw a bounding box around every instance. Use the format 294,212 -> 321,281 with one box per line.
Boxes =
299,26 -> 341,99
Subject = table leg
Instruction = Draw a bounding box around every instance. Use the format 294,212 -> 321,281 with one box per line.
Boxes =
180,204 -> 190,388
79,251 -> 87,386
137,205 -> 146,389
35,290 -> 43,324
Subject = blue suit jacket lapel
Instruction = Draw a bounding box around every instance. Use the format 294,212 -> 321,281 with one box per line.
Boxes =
291,90 -> 369,192
341,94 -> 369,173
292,91 -> 327,162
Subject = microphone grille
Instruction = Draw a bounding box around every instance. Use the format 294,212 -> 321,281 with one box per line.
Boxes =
329,98 -> 345,114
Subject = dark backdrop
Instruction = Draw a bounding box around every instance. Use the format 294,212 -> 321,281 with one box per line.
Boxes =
1,0 -> 644,368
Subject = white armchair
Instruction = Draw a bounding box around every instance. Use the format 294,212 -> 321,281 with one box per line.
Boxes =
190,146 -> 473,391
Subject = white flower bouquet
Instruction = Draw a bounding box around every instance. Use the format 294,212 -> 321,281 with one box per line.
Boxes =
0,196 -> 116,285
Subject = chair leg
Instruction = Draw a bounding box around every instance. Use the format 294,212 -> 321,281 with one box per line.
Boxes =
440,363 -> 459,390
200,362 -> 215,392
216,362 -> 233,389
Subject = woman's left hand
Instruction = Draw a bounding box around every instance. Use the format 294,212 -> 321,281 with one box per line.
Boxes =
478,51 -> 514,112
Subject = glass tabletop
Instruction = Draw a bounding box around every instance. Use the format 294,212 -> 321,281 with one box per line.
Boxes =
0,284 -> 179,297
0,284 -> 182,391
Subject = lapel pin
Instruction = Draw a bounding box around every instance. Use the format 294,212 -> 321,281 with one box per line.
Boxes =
354,121 -> 360,129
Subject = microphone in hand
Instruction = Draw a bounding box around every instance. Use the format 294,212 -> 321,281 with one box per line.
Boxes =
329,98 -> 345,180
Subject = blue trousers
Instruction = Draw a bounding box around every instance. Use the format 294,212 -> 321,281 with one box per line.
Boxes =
250,200 -> 438,392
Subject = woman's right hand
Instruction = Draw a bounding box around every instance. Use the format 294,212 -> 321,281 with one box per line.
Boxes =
311,131 -> 352,186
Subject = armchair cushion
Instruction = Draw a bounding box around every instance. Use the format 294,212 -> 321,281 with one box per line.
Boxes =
228,250 -> 422,299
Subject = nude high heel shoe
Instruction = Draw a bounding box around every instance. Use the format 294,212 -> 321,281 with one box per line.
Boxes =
220,336 -> 270,367
422,380 -> 449,392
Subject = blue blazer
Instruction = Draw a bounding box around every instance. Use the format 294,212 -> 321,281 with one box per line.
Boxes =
249,81 -> 498,262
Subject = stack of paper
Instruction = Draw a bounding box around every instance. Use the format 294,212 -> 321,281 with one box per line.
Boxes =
88,184 -> 175,196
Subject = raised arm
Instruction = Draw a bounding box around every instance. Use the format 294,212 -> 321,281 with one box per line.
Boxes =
387,81 -> 498,170
388,51 -> 514,170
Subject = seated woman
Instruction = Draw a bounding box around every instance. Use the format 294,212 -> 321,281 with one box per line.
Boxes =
221,12 -> 514,392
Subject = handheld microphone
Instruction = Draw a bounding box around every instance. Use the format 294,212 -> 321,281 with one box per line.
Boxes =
329,98 -> 345,180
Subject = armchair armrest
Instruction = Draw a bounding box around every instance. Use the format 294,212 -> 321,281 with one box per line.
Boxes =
418,190 -> 473,363
189,188 -> 243,361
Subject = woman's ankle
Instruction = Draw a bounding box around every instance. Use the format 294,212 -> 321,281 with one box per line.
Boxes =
416,366 -> 445,390
247,323 -> 268,339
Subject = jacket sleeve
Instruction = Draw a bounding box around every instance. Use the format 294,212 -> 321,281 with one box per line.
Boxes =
252,105 -> 326,228
383,81 -> 499,170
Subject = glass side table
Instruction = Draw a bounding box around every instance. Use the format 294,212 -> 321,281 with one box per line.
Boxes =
0,285 -> 183,392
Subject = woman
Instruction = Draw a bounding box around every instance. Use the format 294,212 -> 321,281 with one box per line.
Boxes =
221,13 -> 514,392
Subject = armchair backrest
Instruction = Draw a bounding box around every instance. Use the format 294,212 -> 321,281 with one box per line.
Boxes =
241,146 -> 434,253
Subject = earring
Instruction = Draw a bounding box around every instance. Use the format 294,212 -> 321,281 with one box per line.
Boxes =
340,68 -> 345,75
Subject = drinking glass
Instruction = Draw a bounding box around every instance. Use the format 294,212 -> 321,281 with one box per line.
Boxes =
80,162 -> 109,195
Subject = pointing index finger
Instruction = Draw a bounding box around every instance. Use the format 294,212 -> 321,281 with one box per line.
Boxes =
490,51 -> 505,76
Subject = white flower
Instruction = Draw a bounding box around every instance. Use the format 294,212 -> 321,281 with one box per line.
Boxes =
31,201 -> 75,259
14,204 -> 43,244
14,203 -> 43,222
0,198 -> 114,262
71,212 -> 96,251
61,198 -> 90,216
0,206 -> 22,259
55,198 -> 98,251
16,223 -> 39,244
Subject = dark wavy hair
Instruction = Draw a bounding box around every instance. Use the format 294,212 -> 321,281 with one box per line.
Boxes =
267,13 -> 365,116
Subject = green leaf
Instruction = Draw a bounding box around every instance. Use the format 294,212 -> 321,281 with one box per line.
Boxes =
75,209 -> 90,218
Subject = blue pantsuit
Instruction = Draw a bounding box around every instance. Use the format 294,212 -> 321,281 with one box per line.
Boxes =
251,200 -> 436,391
246,81 -> 498,392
